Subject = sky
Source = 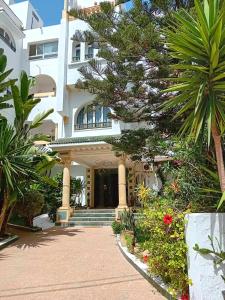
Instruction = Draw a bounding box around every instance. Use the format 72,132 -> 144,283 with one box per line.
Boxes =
15,0 -> 133,26
15,0 -> 64,26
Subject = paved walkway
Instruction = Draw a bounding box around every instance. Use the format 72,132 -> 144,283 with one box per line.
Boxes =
0,227 -> 165,300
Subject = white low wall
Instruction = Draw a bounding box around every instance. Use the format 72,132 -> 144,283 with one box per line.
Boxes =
185,213 -> 225,300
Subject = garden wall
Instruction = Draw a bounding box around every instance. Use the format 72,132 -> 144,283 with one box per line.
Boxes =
185,213 -> 225,300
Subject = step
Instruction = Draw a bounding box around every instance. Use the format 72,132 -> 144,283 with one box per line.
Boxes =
73,209 -> 115,214
72,213 -> 115,218
68,221 -> 113,227
70,217 -> 115,222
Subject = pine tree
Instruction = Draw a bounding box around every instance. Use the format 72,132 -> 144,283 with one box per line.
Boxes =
69,0 -> 193,157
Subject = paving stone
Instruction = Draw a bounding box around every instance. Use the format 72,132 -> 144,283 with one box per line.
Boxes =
0,227 -> 165,300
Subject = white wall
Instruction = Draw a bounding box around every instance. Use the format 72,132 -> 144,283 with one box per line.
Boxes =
10,1 -> 43,29
186,213 -> 225,300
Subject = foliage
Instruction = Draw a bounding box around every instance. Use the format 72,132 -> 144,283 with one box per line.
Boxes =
162,0 -> 225,194
120,208 -> 135,232
0,58 -> 58,235
14,190 -> 44,227
160,140 -> 221,212
136,186 -> 189,295
194,236 -> 225,282
70,177 -> 85,207
70,0 -> 185,133
123,231 -> 135,253
0,49 -> 15,115
111,220 -> 124,234
163,0 -> 225,144
38,173 -> 63,222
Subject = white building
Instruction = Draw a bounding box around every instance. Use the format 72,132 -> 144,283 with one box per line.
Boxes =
0,0 -> 164,223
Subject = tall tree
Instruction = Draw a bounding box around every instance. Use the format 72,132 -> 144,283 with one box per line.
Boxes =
69,0 -> 194,161
162,0 -> 225,197
70,0 -> 170,127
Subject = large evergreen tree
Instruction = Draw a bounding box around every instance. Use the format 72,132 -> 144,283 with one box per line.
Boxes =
69,0 -> 193,159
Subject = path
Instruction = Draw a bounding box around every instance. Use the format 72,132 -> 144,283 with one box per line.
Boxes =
0,227 -> 165,300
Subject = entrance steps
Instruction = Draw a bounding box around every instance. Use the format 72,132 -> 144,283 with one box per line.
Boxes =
68,209 -> 115,227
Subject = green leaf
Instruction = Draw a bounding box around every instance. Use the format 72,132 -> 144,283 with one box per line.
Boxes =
217,191 -> 225,209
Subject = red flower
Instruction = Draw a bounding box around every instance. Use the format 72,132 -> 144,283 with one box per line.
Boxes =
181,294 -> 189,300
143,255 -> 148,263
163,214 -> 173,225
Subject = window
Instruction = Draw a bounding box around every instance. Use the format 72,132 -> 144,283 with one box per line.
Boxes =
85,43 -> 94,59
72,43 -> 81,62
0,28 -> 16,52
75,105 -> 112,130
29,41 -> 58,60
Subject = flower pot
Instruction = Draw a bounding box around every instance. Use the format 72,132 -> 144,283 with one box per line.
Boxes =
185,213 -> 225,300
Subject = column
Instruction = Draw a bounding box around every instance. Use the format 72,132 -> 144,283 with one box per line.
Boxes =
57,158 -> 71,223
118,156 -> 127,209
62,160 -> 71,208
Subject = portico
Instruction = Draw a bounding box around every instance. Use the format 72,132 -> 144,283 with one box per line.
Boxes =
50,136 -> 130,224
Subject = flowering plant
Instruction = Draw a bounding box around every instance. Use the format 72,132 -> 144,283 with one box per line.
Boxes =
136,186 -> 189,296
163,214 -> 173,225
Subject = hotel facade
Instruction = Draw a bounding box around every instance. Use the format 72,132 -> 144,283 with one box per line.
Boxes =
0,0 -> 165,224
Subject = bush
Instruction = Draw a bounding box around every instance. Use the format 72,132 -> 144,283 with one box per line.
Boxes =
14,191 -> 44,227
38,173 -> 63,222
136,186 -> 189,296
120,209 -> 135,232
111,221 -> 124,234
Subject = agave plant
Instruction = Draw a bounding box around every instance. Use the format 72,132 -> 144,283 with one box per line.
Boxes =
162,0 -> 225,206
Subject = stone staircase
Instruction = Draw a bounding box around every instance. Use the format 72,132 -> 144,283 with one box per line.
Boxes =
68,209 -> 116,227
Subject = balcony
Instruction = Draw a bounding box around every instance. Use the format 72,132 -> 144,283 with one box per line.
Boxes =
72,56 -> 81,62
74,122 -> 112,130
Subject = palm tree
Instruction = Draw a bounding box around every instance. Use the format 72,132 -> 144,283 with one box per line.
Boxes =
162,0 -> 225,198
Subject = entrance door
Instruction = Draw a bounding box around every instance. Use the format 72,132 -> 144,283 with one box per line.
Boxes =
94,169 -> 119,208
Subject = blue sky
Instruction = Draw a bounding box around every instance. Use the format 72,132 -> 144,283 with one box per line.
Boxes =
15,0 -> 64,26
15,0 -> 133,26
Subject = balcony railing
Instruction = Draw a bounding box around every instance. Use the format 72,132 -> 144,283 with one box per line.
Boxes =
72,56 -> 81,62
85,54 -> 94,60
74,122 -> 112,130
0,32 -> 16,52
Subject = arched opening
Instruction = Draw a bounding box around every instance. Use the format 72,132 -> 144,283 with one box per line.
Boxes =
31,75 -> 56,98
0,27 -> 16,52
75,104 -> 112,130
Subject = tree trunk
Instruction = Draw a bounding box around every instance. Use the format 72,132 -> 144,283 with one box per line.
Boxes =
0,206 -> 13,236
212,126 -> 225,192
0,194 -> 9,236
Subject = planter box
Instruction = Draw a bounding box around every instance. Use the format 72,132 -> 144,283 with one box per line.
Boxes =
185,213 -> 225,300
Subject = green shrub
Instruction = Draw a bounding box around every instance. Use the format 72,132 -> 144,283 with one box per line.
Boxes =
111,221 -> 124,234
120,209 -> 135,231
136,185 -> 189,296
14,191 -> 44,227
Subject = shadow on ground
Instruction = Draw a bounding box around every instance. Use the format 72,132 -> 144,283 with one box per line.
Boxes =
0,274 -> 143,298
8,227 -> 83,249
